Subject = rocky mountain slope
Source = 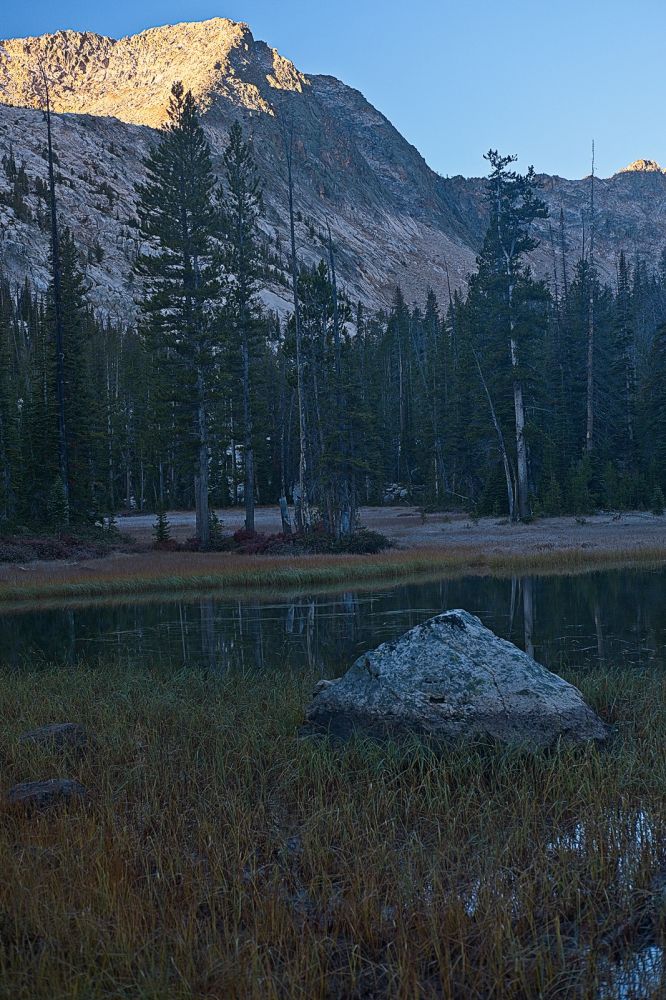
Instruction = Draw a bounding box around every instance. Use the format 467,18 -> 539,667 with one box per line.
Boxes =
1,17 -> 666,320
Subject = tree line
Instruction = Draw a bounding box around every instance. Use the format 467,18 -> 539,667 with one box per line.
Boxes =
2,81 -> 666,545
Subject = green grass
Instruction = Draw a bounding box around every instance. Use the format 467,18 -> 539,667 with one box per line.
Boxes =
0,657 -> 664,997
2,542 -> 666,607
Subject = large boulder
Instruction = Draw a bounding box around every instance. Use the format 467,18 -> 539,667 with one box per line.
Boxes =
305,610 -> 611,747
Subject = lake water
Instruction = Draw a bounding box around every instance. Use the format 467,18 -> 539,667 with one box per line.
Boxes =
1,567 -> 664,673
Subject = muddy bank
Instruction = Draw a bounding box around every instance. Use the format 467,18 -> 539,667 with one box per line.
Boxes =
117,505 -> 666,554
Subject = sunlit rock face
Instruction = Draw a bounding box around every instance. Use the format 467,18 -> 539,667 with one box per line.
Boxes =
0,19 -> 307,127
619,159 -> 665,174
1,18 -> 666,321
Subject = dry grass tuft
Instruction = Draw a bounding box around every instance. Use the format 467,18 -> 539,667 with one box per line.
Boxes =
0,659 -> 664,997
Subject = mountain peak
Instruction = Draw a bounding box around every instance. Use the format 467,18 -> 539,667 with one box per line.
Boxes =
618,158 -> 665,174
0,17 -> 307,128
3,17 -> 666,319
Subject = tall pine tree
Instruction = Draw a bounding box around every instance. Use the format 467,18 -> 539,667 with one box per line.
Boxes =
467,151 -> 549,520
136,82 -> 220,548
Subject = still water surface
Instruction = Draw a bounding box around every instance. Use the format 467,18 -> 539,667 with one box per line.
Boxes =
1,567 -> 664,673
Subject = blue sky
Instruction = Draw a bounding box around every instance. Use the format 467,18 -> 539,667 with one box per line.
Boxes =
4,0 -> 665,179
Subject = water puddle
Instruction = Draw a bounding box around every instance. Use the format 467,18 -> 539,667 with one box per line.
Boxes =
599,945 -> 664,998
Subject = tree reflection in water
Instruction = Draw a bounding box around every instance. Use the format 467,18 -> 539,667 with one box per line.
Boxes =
1,568 -> 664,675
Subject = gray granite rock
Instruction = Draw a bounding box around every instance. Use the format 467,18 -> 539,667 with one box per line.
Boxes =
7,778 -> 89,810
19,723 -> 87,751
305,610 -> 611,747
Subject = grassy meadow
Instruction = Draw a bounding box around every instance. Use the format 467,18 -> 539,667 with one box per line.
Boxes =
0,658 -> 664,998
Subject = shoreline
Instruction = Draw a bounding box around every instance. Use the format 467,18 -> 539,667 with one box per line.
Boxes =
1,508 -> 665,607
1,536 -> 665,609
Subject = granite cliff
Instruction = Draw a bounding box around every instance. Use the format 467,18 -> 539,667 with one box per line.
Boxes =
1,18 -> 665,319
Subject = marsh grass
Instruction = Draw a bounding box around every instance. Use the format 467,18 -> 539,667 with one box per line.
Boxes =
2,543 -> 666,607
0,660 -> 665,998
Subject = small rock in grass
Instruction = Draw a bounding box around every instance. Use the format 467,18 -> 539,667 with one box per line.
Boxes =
7,778 -> 89,810
19,723 -> 87,751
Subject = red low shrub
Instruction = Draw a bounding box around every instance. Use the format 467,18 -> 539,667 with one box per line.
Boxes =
153,538 -> 181,552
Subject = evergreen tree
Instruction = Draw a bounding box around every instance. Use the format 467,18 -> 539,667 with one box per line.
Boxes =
136,82 -> 220,549
19,230 -> 96,524
57,230 -> 97,520
466,151 -> 549,520
381,288 -> 414,488
153,507 -> 172,544
609,251 -> 636,471
0,282 -> 19,523
641,321 -> 666,492
8,128 -> 666,535
32,67 -> 71,513
651,485 -> 665,516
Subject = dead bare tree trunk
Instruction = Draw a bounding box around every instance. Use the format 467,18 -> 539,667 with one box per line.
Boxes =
548,221 -> 560,309
241,329 -> 255,534
559,207 -> 569,302
472,347 -> 516,522
493,164 -> 530,521
279,496 -> 292,535
327,221 -> 353,537
228,400 -> 238,505
283,126 -> 309,531
409,309 -> 446,505
194,378 -> 210,550
510,326 -> 530,521
190,238 -> 209,549
278,342 -> 292,535
586,142 -> 596,454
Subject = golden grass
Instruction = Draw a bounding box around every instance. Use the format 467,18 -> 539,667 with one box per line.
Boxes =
0,658 -> 665,998
2,542 -> 666,608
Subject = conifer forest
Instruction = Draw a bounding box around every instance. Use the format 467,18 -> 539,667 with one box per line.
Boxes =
3,82 -> 666,546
